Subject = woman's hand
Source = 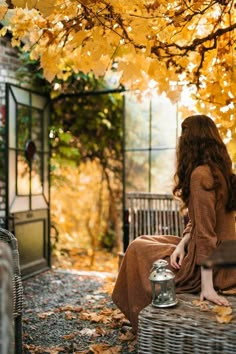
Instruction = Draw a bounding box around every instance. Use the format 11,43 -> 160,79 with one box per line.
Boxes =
170,244 -> 186,269
200,288 -> 229,306
200,267 -> 230,306
170,233 -> 190,269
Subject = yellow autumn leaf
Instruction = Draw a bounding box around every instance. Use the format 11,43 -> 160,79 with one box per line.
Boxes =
12,0 -> 27,7
40,47 -> 62,82
89,343 -> 110,354
216,314 -> 233,324
0,5 -> 7,20
26,0 -> 37,9
100,308 -> 114,316
192,299 -> 209,306
0,26 -> 7,36
37,0 -> 58,17
192,299 -> 210,311
4,0 -> 236,133
80,311 -> 92,321
212,305 -> 232,316
191,1 -> 205,11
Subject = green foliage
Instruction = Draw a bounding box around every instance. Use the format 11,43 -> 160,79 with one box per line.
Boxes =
17,50 -> 124,175
51,88 -> 124,175
16,50 -> 51,93
99,228 -> 117,251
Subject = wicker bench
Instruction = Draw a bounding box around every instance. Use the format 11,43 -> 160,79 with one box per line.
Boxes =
0,241 -> 14,354
0,228 -> 23,354
138,293 -> 236,354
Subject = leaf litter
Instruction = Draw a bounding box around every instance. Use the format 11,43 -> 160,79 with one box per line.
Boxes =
22,269 -> 137,353
192,299 -> 234,323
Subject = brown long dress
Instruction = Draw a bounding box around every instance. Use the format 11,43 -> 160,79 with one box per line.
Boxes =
112,165 -> 236,333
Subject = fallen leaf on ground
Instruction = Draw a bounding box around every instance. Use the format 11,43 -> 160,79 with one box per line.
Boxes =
212,305 -> 232,316
216,314 -> 234,323
103,345 -> 123,353
65,311 -> 77,320
192,299 -> 209,306
200,302 -> 210,311
56,305 -> 83,312
23,344 -> 65,353
112,309 -> 126,321
212,305 -> 233,323
62,333 -> 76,340
119,330 -> 136,341
89,343 -> 111,353
192,299 -> 210,311
128,339 -> 138,353
79,328 -> 97,336
37,311 -> 55,319
95,326 -> 109,336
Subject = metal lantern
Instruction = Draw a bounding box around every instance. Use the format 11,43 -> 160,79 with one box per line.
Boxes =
149,259 -> 178,308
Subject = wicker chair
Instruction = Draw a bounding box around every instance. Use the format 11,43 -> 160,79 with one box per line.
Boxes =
0,228 -> 23,354
0,241 -> 14,354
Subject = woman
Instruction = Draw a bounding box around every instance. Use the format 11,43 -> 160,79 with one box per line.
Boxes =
112,114 -> 236,334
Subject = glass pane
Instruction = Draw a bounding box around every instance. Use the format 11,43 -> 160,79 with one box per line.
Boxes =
125,151 -> 149,193
31,152 -> 43,194
17,104 -> 30,150
151,149 -> 176,194
32,93 -> 47,110
32,107 -> 43,152
12,86 -> 30,106
151,96 -> 178,148
125,93 -> 150,149
17,151 -> 30,195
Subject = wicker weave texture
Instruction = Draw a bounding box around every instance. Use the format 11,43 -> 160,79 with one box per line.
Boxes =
0,228 -> 23,317
138,294 -> 236,354
0,242 -> 14,354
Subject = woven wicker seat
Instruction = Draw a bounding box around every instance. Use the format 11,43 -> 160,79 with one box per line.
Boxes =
0,228 -> 23,354
0,241 -> 14,354
138,293 -> 236,354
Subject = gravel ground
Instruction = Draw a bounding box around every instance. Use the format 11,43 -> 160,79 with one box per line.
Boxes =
22,269 -> 137,354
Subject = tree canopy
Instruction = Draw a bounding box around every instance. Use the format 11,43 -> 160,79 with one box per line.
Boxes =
0,0 -> 235,133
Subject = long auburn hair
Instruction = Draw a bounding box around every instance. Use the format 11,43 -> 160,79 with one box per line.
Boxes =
173,114 -> 236,211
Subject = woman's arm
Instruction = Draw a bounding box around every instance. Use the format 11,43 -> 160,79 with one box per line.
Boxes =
200,267 -> 229,306
190,166 -> 229,306
170,232 -> 191,269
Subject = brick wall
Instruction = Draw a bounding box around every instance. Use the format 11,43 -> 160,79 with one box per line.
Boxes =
0,35 -> 21,228
0,35 -> 21,84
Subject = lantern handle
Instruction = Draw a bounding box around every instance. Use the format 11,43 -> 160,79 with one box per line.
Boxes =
152,259 -> 168,271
